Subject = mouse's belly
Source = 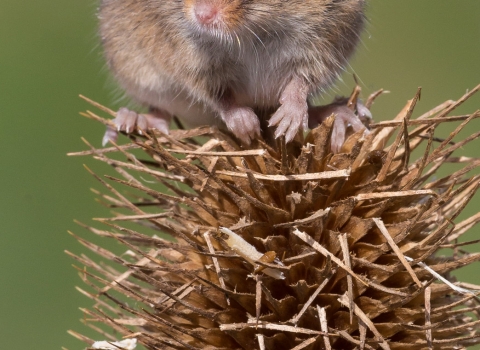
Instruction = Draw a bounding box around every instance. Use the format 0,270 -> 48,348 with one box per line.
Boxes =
229,56 -> 295,109
126,79 -> 221,128
233,80 -> 282,109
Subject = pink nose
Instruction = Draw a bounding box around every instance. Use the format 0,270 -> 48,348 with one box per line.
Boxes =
194,2 -> 218,25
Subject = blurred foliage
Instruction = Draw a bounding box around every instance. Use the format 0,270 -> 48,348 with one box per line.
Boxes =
0,1 -> 478,349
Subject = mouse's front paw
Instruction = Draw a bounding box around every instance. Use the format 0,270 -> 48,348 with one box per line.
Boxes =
102,107 -> 171,146
222,106 -> 261,145
268,99 -> 308,143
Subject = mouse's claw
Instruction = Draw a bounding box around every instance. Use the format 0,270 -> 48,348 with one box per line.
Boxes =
102,125 -> 119,147
101,107 -> 172,146
356,100 -> 373,125
308,98 -> 372,153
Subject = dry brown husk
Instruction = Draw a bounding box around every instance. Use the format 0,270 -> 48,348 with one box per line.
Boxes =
67,85 -> 480,350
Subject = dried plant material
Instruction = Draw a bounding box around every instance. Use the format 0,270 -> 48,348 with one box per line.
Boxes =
373,218 -> 422,287
425,287 -> 433,350
164,148 -> 266,156
68,85 -> 480,350
219,227 -> 285,280
219,322 -> 324,335
91,338 -> 137,350
404,256 -> 476,295
203,232 -> 229,305
318,306 -> 332,350
255,275 -> 262,324
257,334 -> 266,350
339,233 -> 355,323
290,270 -> 333,325
216,168 -> 350,181
338,294 -> 390,350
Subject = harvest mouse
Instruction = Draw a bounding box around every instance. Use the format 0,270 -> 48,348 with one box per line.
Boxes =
99,0 -> 370,152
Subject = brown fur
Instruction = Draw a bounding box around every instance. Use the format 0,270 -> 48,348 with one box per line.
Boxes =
99,0 -> 366,141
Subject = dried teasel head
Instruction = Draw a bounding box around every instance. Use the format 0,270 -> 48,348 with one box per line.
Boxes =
67,85 -> 480,350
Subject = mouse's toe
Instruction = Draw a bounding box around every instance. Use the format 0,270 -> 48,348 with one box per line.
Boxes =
222,106 -> 261,145
143,113 -> 170,135
115,107 -> 138,133
101,107 -> 172,146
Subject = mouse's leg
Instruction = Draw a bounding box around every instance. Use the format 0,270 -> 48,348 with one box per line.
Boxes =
268,76 -> 309,143
308,97 -> 372,153
217,91 -> 261,145
102,107 -> 172,146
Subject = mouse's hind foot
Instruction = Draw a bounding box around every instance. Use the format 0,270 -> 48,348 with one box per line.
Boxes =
308,97 -> 372,153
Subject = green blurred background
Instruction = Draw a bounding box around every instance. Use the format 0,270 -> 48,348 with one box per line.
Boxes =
0,1 -> 479,349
